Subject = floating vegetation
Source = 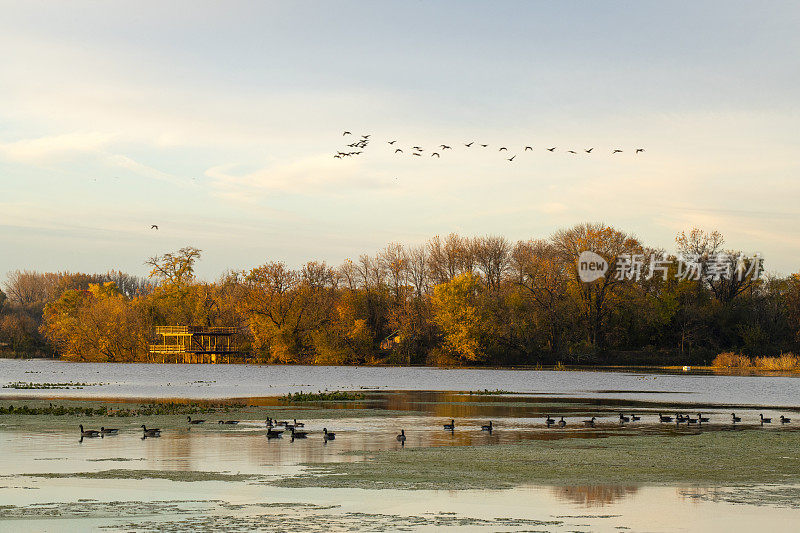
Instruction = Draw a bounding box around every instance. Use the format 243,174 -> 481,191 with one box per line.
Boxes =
24,469 -> 261,482
2,382 -> 101,390
0,401 -> 242,417
467,389 -> 517,395
281,391 -> 365,402
276,430 -> 800,490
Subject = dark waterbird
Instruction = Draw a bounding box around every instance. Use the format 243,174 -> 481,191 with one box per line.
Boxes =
558,417 -> 567,428
619,413 -> 630,424
545,415 -> 555,428
187,416 -> 205,425
659,413 -> 673,423
780,415 -> 791,424
141,425 -> 161,437
290,428 -> 308,440
443,419 -> 455,431
323,428 -> 336,441
583,417 -> 596,428
218,420 -> 239,425
79,425 -> 100,438
760,414 -> 772,425
697,413 -> 709,424
630,413 -> 640,422
731,413 -> 741,424
100,427 -> 118,435
481,421 -> 493,431
267,427 -> 283,439
396,429 -> 406,444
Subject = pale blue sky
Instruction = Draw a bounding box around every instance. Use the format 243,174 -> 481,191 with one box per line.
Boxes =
1,1 -> 799,280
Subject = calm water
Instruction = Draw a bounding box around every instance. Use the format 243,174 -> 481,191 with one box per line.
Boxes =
3,359 -> 800,531
2,359 -> 800,406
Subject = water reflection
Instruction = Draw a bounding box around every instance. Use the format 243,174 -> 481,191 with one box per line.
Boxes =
552,484 -> 639,507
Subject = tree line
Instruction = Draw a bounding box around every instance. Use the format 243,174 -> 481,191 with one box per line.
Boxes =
1,223 -> 799,365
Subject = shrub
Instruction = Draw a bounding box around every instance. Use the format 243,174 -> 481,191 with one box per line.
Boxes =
712,352 -> 752,368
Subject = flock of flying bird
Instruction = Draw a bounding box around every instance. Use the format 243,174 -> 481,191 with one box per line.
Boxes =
77,410 -> 791,444
334,131 -> 645,162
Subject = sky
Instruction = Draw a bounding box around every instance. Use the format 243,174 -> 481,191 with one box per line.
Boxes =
1,1 -> 799,282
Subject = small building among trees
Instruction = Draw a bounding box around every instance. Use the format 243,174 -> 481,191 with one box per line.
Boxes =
149,326 -> 243,364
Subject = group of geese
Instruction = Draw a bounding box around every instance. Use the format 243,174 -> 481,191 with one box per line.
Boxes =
335,131 -> 645,162
79,411 -> 793,442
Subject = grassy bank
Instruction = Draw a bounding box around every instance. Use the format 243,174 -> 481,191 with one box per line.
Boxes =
277,429 -> 800,490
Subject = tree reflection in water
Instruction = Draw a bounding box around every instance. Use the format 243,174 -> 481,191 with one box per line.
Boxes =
552,484 -> 639,507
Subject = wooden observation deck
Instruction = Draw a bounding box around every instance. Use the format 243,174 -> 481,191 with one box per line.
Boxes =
150,326 -> 244,364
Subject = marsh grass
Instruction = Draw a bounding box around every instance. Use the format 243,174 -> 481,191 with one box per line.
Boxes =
713,352 -> 800,371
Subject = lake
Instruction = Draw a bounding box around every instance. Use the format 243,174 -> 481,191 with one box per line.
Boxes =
1,359 -> 799,532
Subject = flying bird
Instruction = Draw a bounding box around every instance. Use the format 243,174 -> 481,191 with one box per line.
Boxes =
362,134 -> 370,139
412,152 -> 421,156
388,140 -> 397,144
342,131 -> 351,136
498,147 -> 508,151
567,150 -> 577,154
613,149 -> 623,154
431,152 -> 440,158
547,147 -> 556,152
636,148 -> 645,154
150,225 -> 159,230
524,146 -> 533,151
585,148 -> 593,153
440,145 -> 451,150
465,141 -> 474,147
395,148 -> 403,153
507,155 -> 516,162
480,144 -> 488,148
333,154 -> 341,158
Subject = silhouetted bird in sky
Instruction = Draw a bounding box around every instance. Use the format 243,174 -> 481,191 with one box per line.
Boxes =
524,146 -> 533,151
507,155 -> 516,162
480,144 -> 488,148
567,150 -> 577,154
395,148 -> 403,153
362,134 -> 370,138
613,149 -> 623,153
499,147 -> 507,151
636,148 -> 645,154
440,145 -> 451,150
388,140 -> 397,144
342,131 -> 351,136
334,154 -> 341,158
547,147 -> 556,152
150,225 -> 159,230
412,146 -> 423,151
432,152 -> 440,158
465,141 -> 474,147
412,153 -> 421,156
585,148 -> 593,153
